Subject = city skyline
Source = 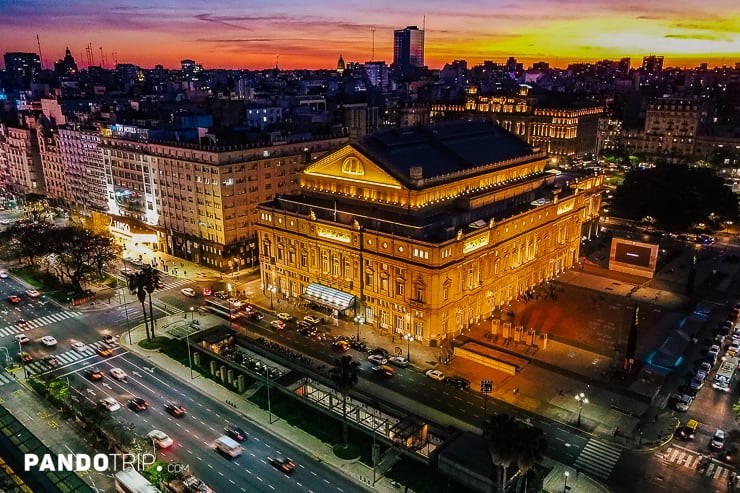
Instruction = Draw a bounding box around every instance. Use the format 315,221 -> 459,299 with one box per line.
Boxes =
2,0 -> 739,71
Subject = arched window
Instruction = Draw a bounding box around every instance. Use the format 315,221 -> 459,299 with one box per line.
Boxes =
341,157 -> 365,175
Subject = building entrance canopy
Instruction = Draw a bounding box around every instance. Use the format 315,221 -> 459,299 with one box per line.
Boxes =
302,283 -> 355,311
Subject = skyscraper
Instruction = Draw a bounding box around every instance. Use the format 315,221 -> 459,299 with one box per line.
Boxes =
3,52 -> 42,91
392,26 -> 424,74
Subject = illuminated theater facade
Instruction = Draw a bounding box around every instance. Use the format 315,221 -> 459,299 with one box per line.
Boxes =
256,120 -> 603,347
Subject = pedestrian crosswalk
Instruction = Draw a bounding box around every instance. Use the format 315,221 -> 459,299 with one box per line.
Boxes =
0,310 -> 82,337
661,445 -> 734,480
573,438 -> 622,480
21,340 -> 122,376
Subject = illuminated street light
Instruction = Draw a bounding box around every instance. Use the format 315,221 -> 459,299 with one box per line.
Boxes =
404,333 -> 414,363
575,390 -> 589,428
563,471 -> 570,492
269,285 -> 276,311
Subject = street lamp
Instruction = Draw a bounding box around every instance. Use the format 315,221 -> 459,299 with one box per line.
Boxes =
563,471 -> 570,493
355,316 -> 361,340
404,333 -> 414,363
269,285 -> 276,311
186,331 -> 193,380
18,339 -> 28,379
190,306 -> 194,321
575,390 -> 589,428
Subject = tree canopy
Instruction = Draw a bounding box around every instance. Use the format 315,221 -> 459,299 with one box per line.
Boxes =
610,163 -> 738,230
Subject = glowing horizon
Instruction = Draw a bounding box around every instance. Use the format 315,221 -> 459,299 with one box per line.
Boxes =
2,0 -> 739,71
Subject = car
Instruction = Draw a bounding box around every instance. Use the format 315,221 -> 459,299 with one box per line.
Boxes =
332,339 -> 350,352
277,313 -> 292,321
388,355 -> 410,368
202,288 -> 213,296
214,290 -> 228,299
372,364 -> 396,377
18,352 -> 32,363
181,288 -> 196,297
120,267 -> 135,275
147,429 -> 173,448
677,419 -> 699,440
97,347 -> 113,357
44,355 -> 61,367
303,315 -> 321,325
228,298 -> 243,308
40,336 -> 58,347
368,354 -> 388,365
182,475 -> 214,493
699,361 -> 712,374
675,393 -> 694,412
0,270 -> 8,278
71,341 -> 89,352
103,334 -> 116,344
270,320 -> 286,330
99,397 -> 121,412
15,319 -> 28,328
296,320 -> 313,330
711,429 -> 726,450
690,376 -> 705,391
110,368 -> 128,381
709,344 -> 721,356
128,397 -> 150,412
350,340 -> 368,352
298,325 -> 317,337
14,333 -> 30,344
249,310 -> 264,320
268,456 -> 296,473
425,369 -> 446,381
25,289 -> 41,298
224,425 -> 248,442
369,348 -> 390,359
7,294 -> 21,303
85,367 -> 104,380
444,376 -> 472,390
165,401 -> 186,417
729,342 -> 740,356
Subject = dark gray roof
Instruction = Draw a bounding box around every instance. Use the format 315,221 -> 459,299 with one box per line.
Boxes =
354,120 -> 533,186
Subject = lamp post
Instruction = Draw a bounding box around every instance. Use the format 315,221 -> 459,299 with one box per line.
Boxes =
404,333 -> 414,363
186,331 -> 193,380
355,316 -> 361,340
227,283 -> 233,328
269,285 -> 276,311
563,471 -> 570,492
190,306 -> 194,321
575,389 -> 589,428
18,339 -> 27,379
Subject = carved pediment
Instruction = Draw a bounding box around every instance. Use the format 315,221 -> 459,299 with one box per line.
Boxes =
303,145 -> 404,190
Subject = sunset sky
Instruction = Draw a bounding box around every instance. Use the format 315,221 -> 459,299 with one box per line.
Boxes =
2,0 -> 739,71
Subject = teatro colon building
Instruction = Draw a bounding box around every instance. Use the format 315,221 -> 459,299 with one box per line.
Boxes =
256,120 -> 603,347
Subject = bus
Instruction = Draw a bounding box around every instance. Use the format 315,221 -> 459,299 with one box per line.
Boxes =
204,299 -> 240,320
712,356 -> 739,392
114,467 -> 162,493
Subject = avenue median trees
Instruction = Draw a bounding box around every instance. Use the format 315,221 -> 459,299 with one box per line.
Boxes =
329,355 -> 360,450
484,413 -> 547,493
128,270 -> 152,342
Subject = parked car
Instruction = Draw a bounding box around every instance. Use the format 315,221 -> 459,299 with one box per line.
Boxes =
425,369 -> 446,381
388,356 -> 410,368
677,419 -> 699,440
369,348 -> 390,359
368,354 -> 388,366
444,376 -> 471,390
303,315 -> 321,325
675,393 -> 694,412
729,342 -> 740,356
690,374 -> 706,391
710,429 -> 726,450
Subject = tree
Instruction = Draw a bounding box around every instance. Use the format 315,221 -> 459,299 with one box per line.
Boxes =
513,424 -> 547,493
484,413 -> 519,493
6,221 -> 50,266
128,271 -> 151,341
140,265 -> 162,338
329,355 -> 360,449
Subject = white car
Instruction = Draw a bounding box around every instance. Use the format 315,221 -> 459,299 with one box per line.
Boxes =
40,336 -> 58,347
277,313 -> 293,321
367,354 -> 387,366
109,368 -> 128,381
14,333 -> 30,344
99,397 -> 121,412
388,356 -> 410,368
0,270 -> 8,278
180,288 -> 196,297
228,298 -> 242,307
25,289 -> 41,298
147,429 -> 174,448
71,342 -> 89,352
425,369 -> 446,381
675,393 -> 693,412
710,429 -> 726,450
303,315 -> 321,325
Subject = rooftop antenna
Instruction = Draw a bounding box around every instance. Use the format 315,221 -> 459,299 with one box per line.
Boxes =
36,34 -> 44,69
275,54 -> 279,70
99,47 -> 104,69
423,15 -> 425,31
371,26 -> 376,61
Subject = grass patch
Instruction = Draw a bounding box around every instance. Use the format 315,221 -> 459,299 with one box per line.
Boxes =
138,336 -> 170,350
332,443 -> 362,460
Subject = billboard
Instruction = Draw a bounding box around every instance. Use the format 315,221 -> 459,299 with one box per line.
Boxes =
609,238 -> 658,278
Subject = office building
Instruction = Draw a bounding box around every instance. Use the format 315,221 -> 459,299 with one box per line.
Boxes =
3,52 -> 42,91
392,26 -> 425,73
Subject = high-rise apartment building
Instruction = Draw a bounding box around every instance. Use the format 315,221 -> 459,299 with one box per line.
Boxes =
0,124 -> 44,195
58,125 -> 107,212
255,121 -> 603,346
3,52 -> 42,91
641,55 -> 664,73
392,26 -> 424,73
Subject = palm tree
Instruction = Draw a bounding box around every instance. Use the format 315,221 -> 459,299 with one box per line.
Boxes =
329,355 -> 360,449
513,424 -> 547,493
484,413 -> 519,493
140,265 -> 161,338
127,271 -> 151,341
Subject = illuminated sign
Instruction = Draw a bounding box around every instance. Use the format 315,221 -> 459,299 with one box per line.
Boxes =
317,227 -> 351,243
110,220 -> 131,234
463,232 -> 490,254
557,200 -> 575,215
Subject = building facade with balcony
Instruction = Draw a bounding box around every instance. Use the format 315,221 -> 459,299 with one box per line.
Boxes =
256,121 -> 603,346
